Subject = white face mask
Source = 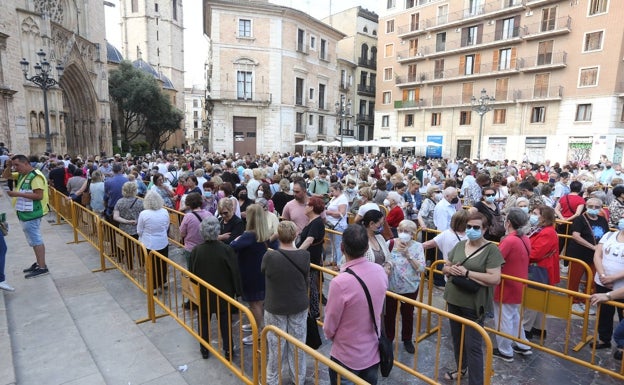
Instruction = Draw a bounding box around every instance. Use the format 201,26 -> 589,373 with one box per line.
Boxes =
398,232 -> 412,242
257,190 -> 264,197
383,199 -> 391,206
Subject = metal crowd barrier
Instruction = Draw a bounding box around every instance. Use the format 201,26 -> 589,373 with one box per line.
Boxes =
260,325 -> 370,385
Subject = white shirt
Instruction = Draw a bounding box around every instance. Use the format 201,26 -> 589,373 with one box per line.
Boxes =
137,208 -> 170,250
357,202 -> 380,218
327,193 -> 349,227
596,231 -> 624,291
433,199 -> 455,231
433,230 -> 467,260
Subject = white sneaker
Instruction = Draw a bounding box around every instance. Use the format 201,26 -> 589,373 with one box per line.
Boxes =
571,303 -> 585,313
560,265 -> 568,274
242,335 -> 257,345
0,281 -> 15,292
588,305 -> 596,316
241,323 -> 252,332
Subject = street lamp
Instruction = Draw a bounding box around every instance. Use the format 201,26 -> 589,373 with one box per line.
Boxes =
471,88 -> 494,160
335,94 -> 351,152
20,49 -> 64,153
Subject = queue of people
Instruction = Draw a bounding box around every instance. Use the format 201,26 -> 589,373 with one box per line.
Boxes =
5,149 -> 624,384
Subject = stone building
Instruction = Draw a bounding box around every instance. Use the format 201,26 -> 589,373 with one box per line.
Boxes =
0,0 -> 112,156
377,0 -> 624,164
203,0 -> 345,155
184,85 -> 207,152
118,0 -> 185,149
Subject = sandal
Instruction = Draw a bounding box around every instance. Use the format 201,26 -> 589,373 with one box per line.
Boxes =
444,367 -> 467,380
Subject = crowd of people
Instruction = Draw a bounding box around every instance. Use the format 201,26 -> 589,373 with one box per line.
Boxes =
2,149 -> 624,384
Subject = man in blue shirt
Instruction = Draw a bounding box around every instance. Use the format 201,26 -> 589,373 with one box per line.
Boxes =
104,163 -> 128,222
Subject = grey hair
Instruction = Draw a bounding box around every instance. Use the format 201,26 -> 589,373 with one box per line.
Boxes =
515,197 -> 529,207
507,207 -> 529,236
143,190 -> 164,210
200,216 -> 220,241
121,181 -> 138,198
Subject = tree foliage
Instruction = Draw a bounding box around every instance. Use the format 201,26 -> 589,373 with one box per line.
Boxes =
108,61 -> 183,150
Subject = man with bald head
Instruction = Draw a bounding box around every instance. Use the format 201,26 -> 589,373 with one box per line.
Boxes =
433,187 -> 458,231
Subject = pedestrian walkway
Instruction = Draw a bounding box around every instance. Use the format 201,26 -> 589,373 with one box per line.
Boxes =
1,190 -> 622,385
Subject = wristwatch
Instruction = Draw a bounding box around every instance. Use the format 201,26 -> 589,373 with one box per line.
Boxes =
606,292 -> 612,300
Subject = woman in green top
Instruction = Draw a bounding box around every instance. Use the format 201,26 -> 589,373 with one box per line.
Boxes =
441,211 -> 504,384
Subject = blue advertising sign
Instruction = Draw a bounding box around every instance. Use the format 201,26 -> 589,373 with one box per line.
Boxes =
426,135 -> 443,158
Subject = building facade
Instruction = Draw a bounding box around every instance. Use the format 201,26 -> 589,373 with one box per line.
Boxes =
184,85 -> 207,152
0,0 -> 112,156
377,0 -> 624,164
323,6 -> 379,154
119,0 -> 185,149
203,0 -> 345,155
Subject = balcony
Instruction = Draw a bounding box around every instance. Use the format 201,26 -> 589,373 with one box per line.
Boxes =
339,80 -> 350,91
358,57 -> 377,69
515,86 -> 564,102
522,16 -> 571,41
421,0 -> 524,33
208,90 -> 272,106
397,21 -> 426,39
356,113 -> 374,124
519,51 -> 567,73
400,61 -> 520,87
394,99 -> 425,109
399,29 -> 522,62
339,129 -> 355,137
357,83 -> 376,96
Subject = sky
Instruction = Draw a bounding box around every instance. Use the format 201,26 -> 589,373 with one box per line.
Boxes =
104,0 -> 380,87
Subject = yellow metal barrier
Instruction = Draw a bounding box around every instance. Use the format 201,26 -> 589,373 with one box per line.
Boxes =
260,325 -> 370,385
70,200 -> 100,248
309,263 -> 494,384
489,274 -> 624,380
163,206 -> 185,248
148,250 -> 259,384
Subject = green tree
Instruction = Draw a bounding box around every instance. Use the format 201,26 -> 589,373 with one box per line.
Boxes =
108,61 -> 183,151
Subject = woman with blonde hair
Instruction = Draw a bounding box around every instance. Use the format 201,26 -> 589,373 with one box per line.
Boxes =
231,204 -> 278,345
137,191 -> 171,292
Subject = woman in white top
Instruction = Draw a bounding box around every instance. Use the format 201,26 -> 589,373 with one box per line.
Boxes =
423,210 -> 469,287
138,191 -> 171,292
353,186 -> 381,223
326,182 -> 349,266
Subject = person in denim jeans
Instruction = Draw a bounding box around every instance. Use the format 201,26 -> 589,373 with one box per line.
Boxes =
326,182 -> 348,266
591,286 -> 624,360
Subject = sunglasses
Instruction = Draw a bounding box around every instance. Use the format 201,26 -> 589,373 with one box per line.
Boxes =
484,193 -> 496,197
466,225 -> 482,230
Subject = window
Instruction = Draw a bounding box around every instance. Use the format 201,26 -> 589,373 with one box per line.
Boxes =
495,78 -> 509,100
309,114 -> 314,125
531,106 -> 546,123
238,19 -> 252,37
310,36 -> 316,49
407,64 -> 417,82
534,73 -> 549,97
498,48 -> 512,70
464,54 -> 475,75
460,111 -> 472,125
433,86 -> 443,106
296,112 -> 304,133
194,121 -> 198,129
318,116 -> 325,134
621,105 -> 624,122
406,0 -> 415,7
173,0 -> 177,20
408,39 -> 418,56
131,0 -> 138,12
320,39 -> 327,60
500,17 -> 518,39
579,67 -> 598,87
434,59 -> 444,79
386,20 -> 395,33
309,88 -> 314,100
237,71 -> 252,100
403,88 -> 418,102
462,25 -> 480,47
387,0 -> 396,9
295,78 -> 304,105
437,4 -> 448,24
384,67 -> 393,81
382,92 -> 392,104
193,99 -> 199,108
588,0 -> 608,15
385,44 -> 394,58
318,84 -> 326,109
410,13 -> 419,31
584,31 -> 604,52
436,32 -> 446,52
193,111 -> 199,118
575,104 -> 592,121
431,112 -> 441,126
537,40 -> 553,65
405,114 -> 414,126
541,7 -> 556,32
468,0 -> 482,16
462,82 -> 473,104
382,115 -> 390,127
493,109 -> 506,124
297,29 -> 305,52
155,3 -> 159,12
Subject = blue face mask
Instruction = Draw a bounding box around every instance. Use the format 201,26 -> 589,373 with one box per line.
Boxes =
520,207 -> 529,214
529,214 -> 539,225
466,228 -> 482,240
587,208 -> 600,216
618,220 -> 624,231
204,191 -> 212,198
485,196 -> 496,203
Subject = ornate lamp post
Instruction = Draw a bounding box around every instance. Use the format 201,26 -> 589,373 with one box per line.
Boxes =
470,88 -> 494,160
20,49 -> 64,153
335,94 -> 351,152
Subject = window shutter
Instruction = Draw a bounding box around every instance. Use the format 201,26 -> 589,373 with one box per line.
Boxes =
492,50 -> 499,71
474,53 -> 481,73
510,48 -> 517,69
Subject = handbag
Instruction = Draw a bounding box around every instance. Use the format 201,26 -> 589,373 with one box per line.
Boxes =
450,242 -> 491,294
0,212 -> 8,236
182,252 -> 200,304
528,264 -> 549,285
345,268 -> 393,377
276,250 -> 322,349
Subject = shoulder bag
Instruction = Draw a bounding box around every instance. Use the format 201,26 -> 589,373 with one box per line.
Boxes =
522,235 -> 550,286
450,242 -> 491,293
345,268 -> 393,377
276,250 -> 322,350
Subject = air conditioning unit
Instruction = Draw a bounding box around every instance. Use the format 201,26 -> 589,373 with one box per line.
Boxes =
525,10 -> 533,16
416,52 -> 423,57
419,74 -> 426,81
